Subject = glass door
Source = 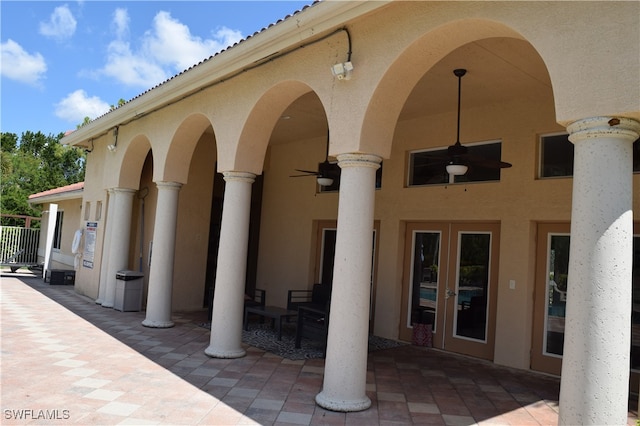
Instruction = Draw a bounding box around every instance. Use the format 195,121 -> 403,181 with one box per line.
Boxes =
532,222 -> 640,384
443,223 -> 500,360
401,222 -> 500,360
531,223 -> 569,374
400,223 -> 449,346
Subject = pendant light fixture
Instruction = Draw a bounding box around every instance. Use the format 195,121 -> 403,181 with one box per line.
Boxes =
446,69 -> 469,176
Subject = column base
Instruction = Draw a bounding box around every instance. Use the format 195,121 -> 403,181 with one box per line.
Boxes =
101,302 -> 114,308
142,319 -> 174,328
95,298 -> 103,304
315,391 -> 371,412
204,345 -> 246,359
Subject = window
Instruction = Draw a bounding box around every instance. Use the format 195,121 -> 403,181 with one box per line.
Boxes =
539,133 -> 640,178
539,133 -> 573,178
84,202 -> 91,221
53,211 -> 64,250
318,162 -> 383,193
409,141 -> 503,186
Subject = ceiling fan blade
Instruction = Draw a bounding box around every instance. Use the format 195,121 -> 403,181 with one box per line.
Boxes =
468,157 -> 512,169
290,173 -> 319,178
291,129 -> 333,181
293,169 -> 320,175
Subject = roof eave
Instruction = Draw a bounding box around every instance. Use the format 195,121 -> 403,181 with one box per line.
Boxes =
28,190 -> 84,206
61,0 -> 391,147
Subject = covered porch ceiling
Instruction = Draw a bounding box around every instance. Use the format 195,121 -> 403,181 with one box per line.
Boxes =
270,37 -> 552,146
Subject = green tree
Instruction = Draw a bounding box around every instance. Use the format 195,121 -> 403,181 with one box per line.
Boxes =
1,131 -> 85,226
77,117 -> 91,129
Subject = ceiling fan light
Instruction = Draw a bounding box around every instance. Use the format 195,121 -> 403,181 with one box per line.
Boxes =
446,164 -> 468,176
317,177 -> 334,187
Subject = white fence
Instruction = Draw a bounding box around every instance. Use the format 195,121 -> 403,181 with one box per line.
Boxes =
0,226 -> 40,265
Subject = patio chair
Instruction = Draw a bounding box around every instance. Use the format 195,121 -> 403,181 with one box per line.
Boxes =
287,283 -> 330,311
290,283 -> 331,355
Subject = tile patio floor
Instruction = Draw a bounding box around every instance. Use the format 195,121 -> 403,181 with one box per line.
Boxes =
1,271 -> 637,425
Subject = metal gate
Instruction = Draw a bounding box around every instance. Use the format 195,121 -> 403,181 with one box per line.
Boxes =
1,226 -> 40,270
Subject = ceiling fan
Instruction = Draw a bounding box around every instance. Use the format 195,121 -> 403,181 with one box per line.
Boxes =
290,130 -> 338,187
423,68 -> 512,178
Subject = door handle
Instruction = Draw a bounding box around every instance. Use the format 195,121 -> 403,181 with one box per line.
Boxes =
446,287 -> 457,298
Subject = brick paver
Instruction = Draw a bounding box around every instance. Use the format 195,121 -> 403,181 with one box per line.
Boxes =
1,271 -> 637,425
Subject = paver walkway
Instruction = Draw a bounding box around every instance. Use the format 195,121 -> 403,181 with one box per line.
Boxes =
1,272 -> 637,425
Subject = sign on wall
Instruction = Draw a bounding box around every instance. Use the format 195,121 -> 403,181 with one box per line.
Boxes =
83,222 -> 97,269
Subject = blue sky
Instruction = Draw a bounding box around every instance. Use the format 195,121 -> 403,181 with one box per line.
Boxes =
1,1 -> 311,137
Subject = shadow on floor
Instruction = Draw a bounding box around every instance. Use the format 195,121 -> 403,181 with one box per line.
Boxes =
4,271 -> 638,425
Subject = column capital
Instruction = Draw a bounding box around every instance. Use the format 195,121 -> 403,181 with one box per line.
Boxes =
222,171 -> 256,183
336,153 -> 382,170
567,116 -> 640,144
111,187 -> 137,195
156,181 -> 182,191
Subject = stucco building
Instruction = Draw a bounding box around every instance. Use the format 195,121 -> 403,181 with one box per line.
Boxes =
53,1 -> 639,424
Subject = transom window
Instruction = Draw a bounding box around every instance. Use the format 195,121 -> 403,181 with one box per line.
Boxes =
408,140 -> 503,186
539,133 -> 640,178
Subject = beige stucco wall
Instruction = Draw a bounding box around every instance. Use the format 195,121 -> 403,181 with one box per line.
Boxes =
62,0 -> 639,371
255,92 -> 573,368
72,131 -> 110,299
170,132 -> 216,311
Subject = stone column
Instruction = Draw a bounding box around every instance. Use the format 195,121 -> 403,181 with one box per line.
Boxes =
205,171 -> 255,358
316,153 -> 381,412
95,189 -> 114,304
101,188 -> 136,308
559,117 -> 640,425
142,181 -> 182,328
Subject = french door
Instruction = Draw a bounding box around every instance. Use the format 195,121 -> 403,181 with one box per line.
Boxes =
532,222 -> 640,386
400,222 -> 500,360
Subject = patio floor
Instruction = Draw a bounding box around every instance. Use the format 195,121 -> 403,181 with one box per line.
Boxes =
1,271 -> 637,425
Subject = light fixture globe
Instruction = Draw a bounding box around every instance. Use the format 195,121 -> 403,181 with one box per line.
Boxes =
317,177 -> 334,187
446,163 -> 468,176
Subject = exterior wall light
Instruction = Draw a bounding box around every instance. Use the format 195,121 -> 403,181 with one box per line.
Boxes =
107,127 -> 119,152
331,62 -> 353,80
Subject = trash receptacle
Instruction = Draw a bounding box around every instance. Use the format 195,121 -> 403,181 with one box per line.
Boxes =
114,270 -> 144,312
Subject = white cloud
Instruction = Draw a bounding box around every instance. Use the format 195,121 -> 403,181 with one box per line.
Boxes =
212,27 -> 245,49
0,39 -> 47,86
102,39 -> 167,87
143,12 -> 242,70
39,4 -> 77,41
95,9 -> 243,88
54,89 -> 111,123
112,8 -> 129,40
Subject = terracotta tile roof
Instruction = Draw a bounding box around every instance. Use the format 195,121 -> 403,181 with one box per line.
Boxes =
28,182 -> 84,201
